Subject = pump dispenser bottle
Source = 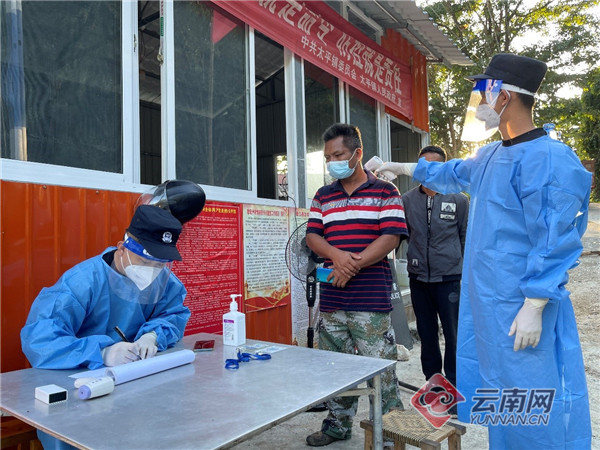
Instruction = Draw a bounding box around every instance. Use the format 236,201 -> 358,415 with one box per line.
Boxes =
223,294 -> 245,346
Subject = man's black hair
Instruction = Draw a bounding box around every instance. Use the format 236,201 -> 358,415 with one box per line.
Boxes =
419,145 -> 447,162
513,92 -> 535,111
322,123 -> 363,152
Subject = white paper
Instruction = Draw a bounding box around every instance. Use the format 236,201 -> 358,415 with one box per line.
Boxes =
69,368 -> 107,379
259,345 -> 287,354
105,350 -> 196,385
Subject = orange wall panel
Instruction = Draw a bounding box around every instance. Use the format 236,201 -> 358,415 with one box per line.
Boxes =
381,29 -> 430,132
247,304 -> 292,345
1,181 -> 139,372
1,182 -> 32,373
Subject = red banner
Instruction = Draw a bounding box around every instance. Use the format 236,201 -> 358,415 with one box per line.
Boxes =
214,0 -> 413,119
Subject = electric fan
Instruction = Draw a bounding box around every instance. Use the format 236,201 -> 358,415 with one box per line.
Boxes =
285,221 -> 324,348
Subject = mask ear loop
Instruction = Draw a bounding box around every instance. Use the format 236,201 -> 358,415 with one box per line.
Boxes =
125,250 -> 134,269
117,248 -> 132,275
350,148 -> 360,170
497,90 -> 511,117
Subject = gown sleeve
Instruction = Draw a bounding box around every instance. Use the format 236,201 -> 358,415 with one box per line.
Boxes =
412,143 -> 501,195
518,142 -> 592,300
20,263 -> 113,369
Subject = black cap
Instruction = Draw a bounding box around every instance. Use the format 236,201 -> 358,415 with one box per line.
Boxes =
467,53 -> 547,94
127,205 -> 183,261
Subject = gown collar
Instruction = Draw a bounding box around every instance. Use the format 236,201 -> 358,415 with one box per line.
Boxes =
502,127 -> 546,146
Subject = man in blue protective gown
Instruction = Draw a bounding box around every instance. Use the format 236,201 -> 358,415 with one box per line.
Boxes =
21,204 -> 191,449
377,54 -> 592,449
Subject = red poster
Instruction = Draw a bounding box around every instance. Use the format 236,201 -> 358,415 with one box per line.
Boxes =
213,0 -> 413,118
172,202 -> 243,335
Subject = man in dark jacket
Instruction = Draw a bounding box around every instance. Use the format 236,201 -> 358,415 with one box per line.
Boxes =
402,146 -> 468,389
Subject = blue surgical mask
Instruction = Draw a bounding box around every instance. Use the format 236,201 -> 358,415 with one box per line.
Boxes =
327,149 -> 358,180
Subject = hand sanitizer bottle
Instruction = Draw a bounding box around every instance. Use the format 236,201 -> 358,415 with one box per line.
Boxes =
223,294 -> 245,346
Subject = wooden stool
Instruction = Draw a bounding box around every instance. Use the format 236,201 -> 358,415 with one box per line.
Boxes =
0,416 -> 42,450
360,409 -> 466,450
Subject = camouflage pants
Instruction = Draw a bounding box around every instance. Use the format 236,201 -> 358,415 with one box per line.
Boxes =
318,310 -> 403,440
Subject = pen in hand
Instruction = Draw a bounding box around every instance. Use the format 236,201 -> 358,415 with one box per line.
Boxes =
114,326 -> 141,361
114,326 -> 129,343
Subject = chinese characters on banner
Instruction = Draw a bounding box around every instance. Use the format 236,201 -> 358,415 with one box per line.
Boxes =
243,205 -> 291,311
214,0 -> 413,118
172,202 -> 243,335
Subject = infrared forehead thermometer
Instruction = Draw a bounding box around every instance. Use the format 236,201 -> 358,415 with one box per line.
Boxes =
77,376 -> 115,400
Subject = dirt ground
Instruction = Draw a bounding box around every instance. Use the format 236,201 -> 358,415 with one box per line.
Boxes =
572,202 -> 600,448
572,254 -> 600,447
235,203 -> 600,450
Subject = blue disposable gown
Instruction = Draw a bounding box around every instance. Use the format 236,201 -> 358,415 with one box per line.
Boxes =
413,134 -> 591,449
21,247 -> 190,369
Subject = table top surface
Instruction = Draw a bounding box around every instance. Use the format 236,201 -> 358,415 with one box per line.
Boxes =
0,333 -> 395,449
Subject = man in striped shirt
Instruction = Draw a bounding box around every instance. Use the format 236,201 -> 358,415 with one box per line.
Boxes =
305,123 -> 408,447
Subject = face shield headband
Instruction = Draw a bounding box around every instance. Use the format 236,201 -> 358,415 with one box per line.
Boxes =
123,234 -> 172,263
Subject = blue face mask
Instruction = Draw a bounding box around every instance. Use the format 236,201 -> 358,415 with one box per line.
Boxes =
327,149 -> 358,180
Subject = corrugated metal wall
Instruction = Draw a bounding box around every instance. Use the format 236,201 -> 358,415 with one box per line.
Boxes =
0,180 -> 291,373
381,29 -> 429,132
1,181 -> 138,372
247,305 -> 291,345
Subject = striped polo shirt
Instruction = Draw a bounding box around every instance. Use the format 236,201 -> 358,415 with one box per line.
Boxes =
307,170 -> 408,312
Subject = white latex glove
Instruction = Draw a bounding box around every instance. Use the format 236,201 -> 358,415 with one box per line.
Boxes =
508,298 -> 548,351
135,331 -> 158,359
375,162 -> 417,181
102,342 -> 140,366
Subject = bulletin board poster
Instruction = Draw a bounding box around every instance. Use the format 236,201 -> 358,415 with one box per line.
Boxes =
173,202 -> 243,335
243,205 -> 290,311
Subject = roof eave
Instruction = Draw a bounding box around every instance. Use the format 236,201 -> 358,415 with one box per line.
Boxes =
350,0 -> 473,68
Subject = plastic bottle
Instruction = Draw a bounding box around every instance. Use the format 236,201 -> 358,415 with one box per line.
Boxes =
543,123 -> 560,140
223,294 -> 245,346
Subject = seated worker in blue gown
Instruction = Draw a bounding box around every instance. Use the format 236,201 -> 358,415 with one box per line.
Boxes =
21,205 -> 190,449
21,205 -> 190,369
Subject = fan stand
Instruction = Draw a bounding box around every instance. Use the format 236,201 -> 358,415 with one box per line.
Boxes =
305,267 -> 328,412
306,268 -> 317,349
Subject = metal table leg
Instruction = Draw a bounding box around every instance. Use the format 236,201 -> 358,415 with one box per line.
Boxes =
372,374 -> 383,450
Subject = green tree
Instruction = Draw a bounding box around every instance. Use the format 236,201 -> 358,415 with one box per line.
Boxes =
419,0 -> 600,159
580,67 -> 600,200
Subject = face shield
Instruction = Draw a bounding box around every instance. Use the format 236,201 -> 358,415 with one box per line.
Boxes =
107,235 -> 173,305
135,180 -> 206,224
461,79 -> 505,142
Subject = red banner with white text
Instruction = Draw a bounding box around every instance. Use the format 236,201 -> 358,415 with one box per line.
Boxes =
213,0 -> 413,119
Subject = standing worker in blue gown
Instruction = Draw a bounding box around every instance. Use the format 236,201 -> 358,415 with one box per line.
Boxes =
377,53 -> 592,449
21,205 -> 191,450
